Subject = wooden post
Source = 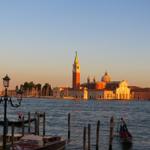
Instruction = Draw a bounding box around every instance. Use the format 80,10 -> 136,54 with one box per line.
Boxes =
22,116 -> 24,136
11,124 -> 14,146
109,116 -> 114,150
35,112 -> 37,135
37,113 -> 40,135
43,112 -> 46,136
68,113 -> 71,142
83,126 -> 86,150
88,124 -> 91,150
28,112 -> 31,133
96,120 -> 100,150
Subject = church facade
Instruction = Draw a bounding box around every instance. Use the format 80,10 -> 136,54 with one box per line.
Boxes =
85,73 -> 130,100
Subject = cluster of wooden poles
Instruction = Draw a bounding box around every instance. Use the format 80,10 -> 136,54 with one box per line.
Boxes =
10,112 -> 46,146
9,112 -> 114,149
67,113 -> 114,150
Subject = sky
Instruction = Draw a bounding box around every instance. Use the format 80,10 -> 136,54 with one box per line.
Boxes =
0,0 -> 150,89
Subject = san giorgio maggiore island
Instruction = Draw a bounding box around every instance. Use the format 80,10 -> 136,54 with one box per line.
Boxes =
1,52 -> 150,100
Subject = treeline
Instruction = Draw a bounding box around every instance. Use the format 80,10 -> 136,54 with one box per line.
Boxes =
17,81 -> 53,97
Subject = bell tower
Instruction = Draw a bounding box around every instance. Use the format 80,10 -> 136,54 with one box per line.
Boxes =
72,51 -> 80,89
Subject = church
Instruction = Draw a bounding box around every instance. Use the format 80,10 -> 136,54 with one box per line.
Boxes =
67,52 -> 131,100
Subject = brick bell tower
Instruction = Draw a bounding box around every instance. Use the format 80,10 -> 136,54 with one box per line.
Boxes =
72,51 -> 80,89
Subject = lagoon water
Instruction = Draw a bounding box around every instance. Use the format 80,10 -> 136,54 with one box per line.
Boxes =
0,98 -> 150,150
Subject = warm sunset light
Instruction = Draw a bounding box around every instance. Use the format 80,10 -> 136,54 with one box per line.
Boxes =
0,1 -> 149,150
0,1 -> 150,90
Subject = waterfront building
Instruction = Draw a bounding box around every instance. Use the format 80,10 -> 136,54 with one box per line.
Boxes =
106,80 -> 130,99
68,87 -> 88,100
130,86 -> 150,100
88,90 -> 114,99
53,87 -> 69,98
81,71 -> 130,100
0,90 -> 17,97
67,53 -> 131,100
87,80 -> 130,100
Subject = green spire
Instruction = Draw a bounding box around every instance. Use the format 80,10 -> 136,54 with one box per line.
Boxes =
74,51 -> 79,64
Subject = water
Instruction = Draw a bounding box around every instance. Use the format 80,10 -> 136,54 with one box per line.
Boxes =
0,98 -> 149,150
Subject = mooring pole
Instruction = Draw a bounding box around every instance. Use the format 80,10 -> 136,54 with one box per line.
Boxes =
11,124 -> 14,146
37,113 -> 40,135
21,116 -> 25,136
68,113 -> 71,142
28,112 -> 31,133
96,120 -> 100,150
83,126 -> 87,150
43,112 -> 46,136
35,112 -> 37,135
88,124 -> 91,150
109,116 -> 114,150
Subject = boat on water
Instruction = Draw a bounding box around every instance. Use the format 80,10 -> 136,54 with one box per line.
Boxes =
119,118 -> 132,145
0,118 -> 36,127
10,134 -> 66,150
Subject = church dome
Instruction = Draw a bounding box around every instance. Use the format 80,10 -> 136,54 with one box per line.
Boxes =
101,72 -> 111,83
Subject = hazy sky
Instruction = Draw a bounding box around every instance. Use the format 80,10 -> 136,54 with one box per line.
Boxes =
0,0 -> 150,89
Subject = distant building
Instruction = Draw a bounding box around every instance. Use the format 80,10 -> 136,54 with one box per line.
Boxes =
68,88 -> 88,100
0,90 -> 17,97
81,71 -> 131,100
130,86 -> 150,100
106,80 -> 130,99
53,87 -> 68,98
66,52 -> 131,100
88,89 -> 114,99
72,51 -> 80,89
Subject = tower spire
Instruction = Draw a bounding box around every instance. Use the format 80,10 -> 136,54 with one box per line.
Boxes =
74,51 -> 79,64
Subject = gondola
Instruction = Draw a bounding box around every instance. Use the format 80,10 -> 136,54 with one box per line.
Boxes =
0,118 -> 36,127
119,118 -> 132,145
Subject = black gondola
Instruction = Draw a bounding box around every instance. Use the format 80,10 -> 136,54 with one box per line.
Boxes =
0,118 -> 36,127
119,118 -> 132,145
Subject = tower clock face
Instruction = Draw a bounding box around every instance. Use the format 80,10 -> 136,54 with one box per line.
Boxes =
73,64 -> 80,72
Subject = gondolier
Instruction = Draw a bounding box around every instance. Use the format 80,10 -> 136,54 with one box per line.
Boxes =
119,118 -> 132,144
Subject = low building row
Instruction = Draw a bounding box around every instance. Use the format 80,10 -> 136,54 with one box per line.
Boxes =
53,87 -> 150,100
53,80 -> 131,100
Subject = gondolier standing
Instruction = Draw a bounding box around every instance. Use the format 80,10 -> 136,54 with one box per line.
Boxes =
119,118 -> 132,144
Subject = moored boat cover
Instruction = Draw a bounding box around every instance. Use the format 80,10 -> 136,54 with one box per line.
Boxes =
11,134 -> 43,150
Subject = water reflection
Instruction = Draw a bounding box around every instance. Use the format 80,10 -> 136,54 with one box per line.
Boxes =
121,143 -> 132,150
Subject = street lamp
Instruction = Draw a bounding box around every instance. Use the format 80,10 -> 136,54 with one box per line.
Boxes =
0,75 -> 23,149
3,74 -> 10,88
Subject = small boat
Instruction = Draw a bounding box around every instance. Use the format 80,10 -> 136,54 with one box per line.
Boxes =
0,118 -> 36,127
10,134 -> 66,150
119,118 -> 132,145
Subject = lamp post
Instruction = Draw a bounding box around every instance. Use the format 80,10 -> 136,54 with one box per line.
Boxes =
0,75 -> 23,150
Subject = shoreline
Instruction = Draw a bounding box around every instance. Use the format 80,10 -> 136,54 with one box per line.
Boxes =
22,96 -> 150,101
